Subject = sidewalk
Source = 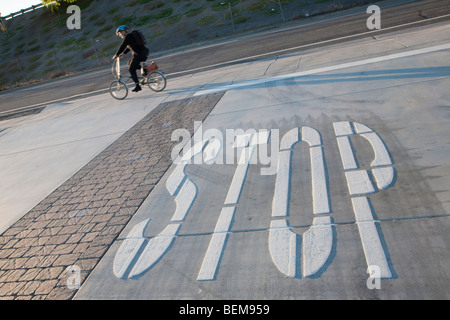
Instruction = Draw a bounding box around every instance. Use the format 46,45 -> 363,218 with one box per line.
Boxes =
0,21 -> 449,299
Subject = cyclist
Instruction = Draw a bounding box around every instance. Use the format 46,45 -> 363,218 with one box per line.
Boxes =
112,25 -> 149,93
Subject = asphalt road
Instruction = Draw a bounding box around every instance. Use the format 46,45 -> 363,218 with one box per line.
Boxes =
0,0 -> 449,115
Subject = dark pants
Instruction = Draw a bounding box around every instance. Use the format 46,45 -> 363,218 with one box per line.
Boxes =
128,53 -> 147,84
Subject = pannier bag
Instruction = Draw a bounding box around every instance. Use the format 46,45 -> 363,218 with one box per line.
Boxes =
144,61 -> 158,73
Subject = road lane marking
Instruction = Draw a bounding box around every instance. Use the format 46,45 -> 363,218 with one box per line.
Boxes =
372,167 -> 396,190
310,146 -> 329,215
303,216 -> 333,277
272,150 -> 292,218
269,127 -> 332,278
336,136 -> 358,170
224,146 -> 255,205
113,121 -> 397,281
197,207 -> 235,281
113,139 -> 211,279
129,224 -> 181,279
194,43 -> 450,96
269,219 -> 297,278
199,132 -> 270,280
333,121 -> 395,279
280,127 -> 299,151
113,218 -> 151,279
360,132 -> 392,167
345,170 -> 376,196
351,197 -> 392,278
172,179 -> 197,222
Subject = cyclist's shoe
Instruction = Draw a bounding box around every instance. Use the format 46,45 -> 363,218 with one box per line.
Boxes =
132,84 -> 142,92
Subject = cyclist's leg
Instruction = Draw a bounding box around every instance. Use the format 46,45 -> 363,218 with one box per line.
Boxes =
140,53 -> 148,73
128,58 -> 140,83
129,56 -> 142,92
138,51 -> 149,79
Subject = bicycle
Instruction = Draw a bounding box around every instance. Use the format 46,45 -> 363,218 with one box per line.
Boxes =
109,57 -> 167,100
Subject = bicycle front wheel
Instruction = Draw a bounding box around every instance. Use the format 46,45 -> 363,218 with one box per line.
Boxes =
146,71 -> 167,92
109,79 -> 129,100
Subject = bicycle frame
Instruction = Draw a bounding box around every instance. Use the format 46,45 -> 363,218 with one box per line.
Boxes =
112,57 -> 153,83
112,56 -> 123,80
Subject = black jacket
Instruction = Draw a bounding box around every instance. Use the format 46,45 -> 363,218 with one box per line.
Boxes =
115,32 -> 149,57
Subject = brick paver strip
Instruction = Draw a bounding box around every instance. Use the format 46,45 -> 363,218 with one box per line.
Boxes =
0,92 -> 224,300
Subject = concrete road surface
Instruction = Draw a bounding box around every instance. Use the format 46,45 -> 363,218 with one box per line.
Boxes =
77,22 -> 450,299
0,20 -> 449,301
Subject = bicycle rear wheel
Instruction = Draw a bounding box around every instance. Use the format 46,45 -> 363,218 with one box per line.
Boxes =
146,71 -> 166,92
109,79 -> 128,100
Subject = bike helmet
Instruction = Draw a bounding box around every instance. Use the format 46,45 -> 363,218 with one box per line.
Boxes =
116,25 -> 128,35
